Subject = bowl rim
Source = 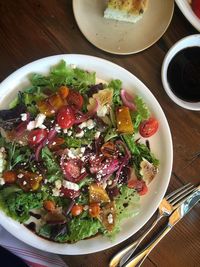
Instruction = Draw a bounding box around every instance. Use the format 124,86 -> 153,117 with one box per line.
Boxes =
161,34 -> 200,111
0,54 -> 173,254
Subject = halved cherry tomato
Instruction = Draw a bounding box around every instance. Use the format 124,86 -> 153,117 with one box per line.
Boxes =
139,118 -> 158,138
2,170 -> 17,184
48,137 -> 65,151
57,106 -> 76,129
37,93 -> 66,117
28,129 -> 48,146
71,204 -> 83,216
89,203 -> 100,218
67,90 -> 83,110
63,159 -> 81,179
43,200 -> 56,212
48,93 -> 65,112
191,0 -> 200,18
58,86 -> 70,99
37,99 -> 55,117
128,180 -> 148,195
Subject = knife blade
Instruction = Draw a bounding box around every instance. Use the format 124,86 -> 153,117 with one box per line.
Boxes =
123,185 -> 200,267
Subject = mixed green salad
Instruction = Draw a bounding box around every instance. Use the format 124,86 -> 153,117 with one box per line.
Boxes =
0,60 -> 159,243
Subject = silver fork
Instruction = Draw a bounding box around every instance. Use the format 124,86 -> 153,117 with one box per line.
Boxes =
109,183 -> 196,267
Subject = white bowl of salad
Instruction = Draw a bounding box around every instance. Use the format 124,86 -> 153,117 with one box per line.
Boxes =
0,55 -> 173,255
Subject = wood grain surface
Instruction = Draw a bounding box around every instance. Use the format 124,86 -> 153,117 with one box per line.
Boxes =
0,1 -> 199,267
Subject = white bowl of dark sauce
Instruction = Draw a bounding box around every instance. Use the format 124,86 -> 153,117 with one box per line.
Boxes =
161,34 -> 200,110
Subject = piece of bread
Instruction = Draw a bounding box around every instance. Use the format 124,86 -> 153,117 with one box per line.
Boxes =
104,0 -> 149,23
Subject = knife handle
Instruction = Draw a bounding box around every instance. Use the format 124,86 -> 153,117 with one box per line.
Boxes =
123,225 -> 171,267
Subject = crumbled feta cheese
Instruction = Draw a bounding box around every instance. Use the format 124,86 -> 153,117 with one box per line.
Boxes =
63,128 -> 68,134
86,119 -> 95,129
21,113 -> 27,121
27,121 -> 36,131
62,180 -> 79,191
52,188 -> 61,197
55,180 -> 62,190
80,167 -> 86,174
107,213 -> 113,224
55,125 -> 61,133
17,173 -> 24,179
97,105 -> 109,117
67,130 -> 72,136
0,177 -> 5,186
80,147 -> 86,154
67,148 -> 78,159
79,120 -> 95,130
35,113 -> 46,128
75,130 -> 84,138
94,131 -> 101,139
23,180 -> 27,185
79,121 -> 87,129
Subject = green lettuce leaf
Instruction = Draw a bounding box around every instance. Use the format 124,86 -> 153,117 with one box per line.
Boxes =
0,186 -> 46,222
108,79 -> 122,106
41,147 -> 62,182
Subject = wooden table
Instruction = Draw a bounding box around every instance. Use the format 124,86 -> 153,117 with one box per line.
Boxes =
0,1 -> 199,266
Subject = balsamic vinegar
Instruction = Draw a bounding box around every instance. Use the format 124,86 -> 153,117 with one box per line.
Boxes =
167,46 -> 200,102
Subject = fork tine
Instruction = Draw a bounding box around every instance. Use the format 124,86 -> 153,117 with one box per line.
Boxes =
168,184 -> 195,204
170,186 -> 196,207
165,183 -> 191,200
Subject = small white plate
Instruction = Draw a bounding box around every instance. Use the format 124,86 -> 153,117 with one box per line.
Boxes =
161,34 -> 200,110
175,0 -> 200,32
72,0 -> 174,55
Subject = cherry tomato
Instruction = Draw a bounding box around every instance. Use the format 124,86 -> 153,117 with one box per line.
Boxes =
139,118 -> 158,138
28,129 -> 48,146
48,93 -> 65,112
48,137 -> 65,151
71,204 -> 83,216
2,170 -> 17,184
37,99 -> 55,117
191,0 -> 200,18
67,90 -> 83,110
43,200 -> 56,212
128,180 -> 148,196
57,106 -> 76,129
63,159 -> 81,179
89,203 -> 100,218
58,86 -> 70,99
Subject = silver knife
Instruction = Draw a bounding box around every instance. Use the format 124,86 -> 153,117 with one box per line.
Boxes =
123,186 -> 200,267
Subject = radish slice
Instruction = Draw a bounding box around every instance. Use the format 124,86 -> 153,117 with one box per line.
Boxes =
120,89 -> 136,111
74,99 -> 98,124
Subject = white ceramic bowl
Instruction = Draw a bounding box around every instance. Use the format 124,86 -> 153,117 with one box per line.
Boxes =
0,55 -> 173,255
161,34 -> 200,110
